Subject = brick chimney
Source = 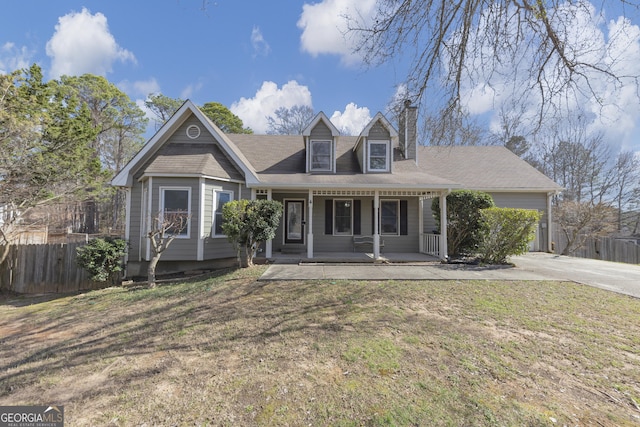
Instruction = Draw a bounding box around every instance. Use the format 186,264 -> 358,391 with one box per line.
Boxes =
398,99 -> 417,163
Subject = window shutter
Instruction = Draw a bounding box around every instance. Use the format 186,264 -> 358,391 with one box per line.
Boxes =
353,200 -> 361,235
325,199 -> 333,235
371,200 -> 375,235
400,200 -> 408,235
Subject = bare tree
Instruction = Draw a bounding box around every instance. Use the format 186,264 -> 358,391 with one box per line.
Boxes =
147,211 -> 190,288
422,108 -> 486,146
554,201 -> 616,255
348,1 -> 640,128
266,105 -> 315,135
611,151 -> 640,232
534,119 -> 613,204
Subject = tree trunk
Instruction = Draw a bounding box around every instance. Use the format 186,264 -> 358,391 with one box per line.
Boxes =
148,254 -> 161,287
242,244 -> 254,268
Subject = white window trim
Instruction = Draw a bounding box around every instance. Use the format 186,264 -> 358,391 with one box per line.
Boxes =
368,140 -> 390,172
159,186 -> 191,239
310,140 -> 333,172
212,189 -> 234,238
333,198 -> 353,236
380,199 -> 400,236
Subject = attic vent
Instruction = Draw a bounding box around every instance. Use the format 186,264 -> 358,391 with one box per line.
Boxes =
186,124 -> 201,139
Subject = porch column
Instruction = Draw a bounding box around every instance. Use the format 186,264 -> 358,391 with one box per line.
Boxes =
547,192 -> 554,253
439,191 -> 448,260
307,190 -> 314,259
266,189 -> 273,258
373,190 -> 381,259
418,196 -> 424,253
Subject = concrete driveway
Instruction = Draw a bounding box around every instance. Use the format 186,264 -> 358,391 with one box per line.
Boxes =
260,252 -> 640,299
509,252 -> 640,299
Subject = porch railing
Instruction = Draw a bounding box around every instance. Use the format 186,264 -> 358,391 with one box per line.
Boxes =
421,233 -> 440,258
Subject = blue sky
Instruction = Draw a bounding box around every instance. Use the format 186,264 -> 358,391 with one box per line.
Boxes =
2,0 -> 640,153
0,0 -> 399,135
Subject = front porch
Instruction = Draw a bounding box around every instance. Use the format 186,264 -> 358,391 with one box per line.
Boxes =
254,188 -> 449,261
265,251 -> 440,264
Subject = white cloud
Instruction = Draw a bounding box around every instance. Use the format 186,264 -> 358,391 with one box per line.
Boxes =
231,81 -> 313,133
118,78 -> 161,98
180,81 -> 204,100
330,103 -> 371,134
0,42 -> 33,74
297,0 -> 376,65
251,26 -> 271,57
46,8 -> 135,78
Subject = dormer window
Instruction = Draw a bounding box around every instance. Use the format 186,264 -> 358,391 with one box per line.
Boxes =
368,140 -> 390,172
310,140 -> 332,171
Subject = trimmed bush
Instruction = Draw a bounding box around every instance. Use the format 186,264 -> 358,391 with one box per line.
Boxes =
478,207 -> 542,264
432,190 -> 495,257
222,199 -> 283,267
76,237 -> 127,282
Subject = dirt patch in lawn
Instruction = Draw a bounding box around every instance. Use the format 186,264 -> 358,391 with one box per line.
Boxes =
1,267 -> 639,426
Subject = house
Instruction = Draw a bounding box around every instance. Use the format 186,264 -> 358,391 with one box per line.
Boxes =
111,100 -> 562,277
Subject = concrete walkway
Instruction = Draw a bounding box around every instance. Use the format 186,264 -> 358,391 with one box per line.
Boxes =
260,252 -> 640,299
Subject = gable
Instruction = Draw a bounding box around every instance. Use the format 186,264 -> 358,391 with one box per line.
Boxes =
368,121 -> 391,140
112,100 -> 258,187
137,116 -> 245,181
309,120 -> 334,140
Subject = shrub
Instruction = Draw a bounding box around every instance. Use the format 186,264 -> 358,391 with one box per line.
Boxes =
432,190 -> 495,257
478,207 -> 542,264
222,199 -> 283,267
76,237 -> 127,282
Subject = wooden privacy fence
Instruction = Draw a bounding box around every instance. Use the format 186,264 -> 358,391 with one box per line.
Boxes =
551,229 -> 640,265
0,242 -> 121,294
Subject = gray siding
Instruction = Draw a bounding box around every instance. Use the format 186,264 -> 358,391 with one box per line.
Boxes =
489,192 -> 549,252
369,121 -> 391,140
312,196 -> 419,253
422,192 -> 550,252
203,180 -> 244,259
489,192 -> 547,211
171,115 -> 215,145
129,180 -> 144,261
309,121 -> 333,140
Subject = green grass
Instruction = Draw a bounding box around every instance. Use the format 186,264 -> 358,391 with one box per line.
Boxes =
1,268 -> 639,426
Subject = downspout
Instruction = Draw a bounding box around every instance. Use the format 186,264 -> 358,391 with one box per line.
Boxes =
440,189 -> 450,261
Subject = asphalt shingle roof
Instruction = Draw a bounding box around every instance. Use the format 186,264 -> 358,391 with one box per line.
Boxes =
418,146 -> 561,191
228,135 -> 560,191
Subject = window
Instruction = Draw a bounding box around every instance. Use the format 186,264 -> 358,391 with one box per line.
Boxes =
213,190 -> 233,236
368,141 -> 390,172
160,187 -> 190,237
380,200 -> 399,235
334,199 -> 353,235
311,140 -> 332,171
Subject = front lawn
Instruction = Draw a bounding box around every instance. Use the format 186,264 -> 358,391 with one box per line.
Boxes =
1,267 -> 639,426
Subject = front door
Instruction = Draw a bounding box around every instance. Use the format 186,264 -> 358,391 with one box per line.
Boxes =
284,200 -> 305,244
